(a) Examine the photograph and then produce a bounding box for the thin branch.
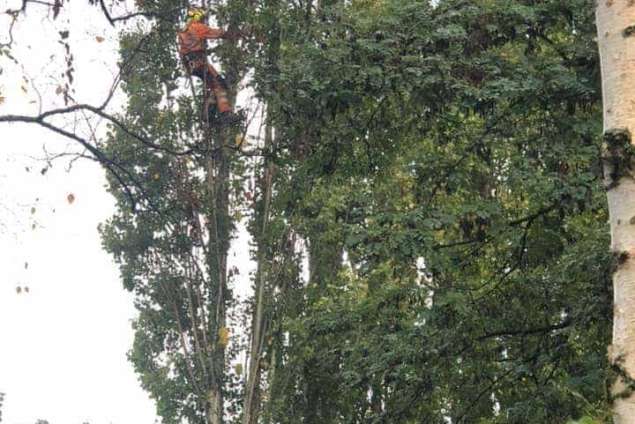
[101,5,186,25]
[476,318,573,342]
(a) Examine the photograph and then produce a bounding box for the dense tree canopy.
[248,1,609,422]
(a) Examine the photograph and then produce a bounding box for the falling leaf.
[234,363,243,376]
[30,207,36,215]
[24,287,30,293]
[0,96,5,105]
[55,86,63,95]
[24,262,28,270]
[21,85,27,93]
[218,327,230,347]
[95,36,105,43]
[67,193,75,204]
[16,287,22,294]
[154,173,160,180]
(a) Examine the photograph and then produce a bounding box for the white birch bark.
[596,1,635,422]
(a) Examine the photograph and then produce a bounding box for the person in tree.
[178,7,240,125]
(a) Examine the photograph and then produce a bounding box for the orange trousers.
[183,52,232,113]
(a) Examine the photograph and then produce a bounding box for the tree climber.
[178,7,240,125]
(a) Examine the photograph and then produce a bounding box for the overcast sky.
[0,1,158,423]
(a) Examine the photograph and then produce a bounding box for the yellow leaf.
[95,36,105,43]
[154,173,160,180]
[67,193,75,204]
[0,96,5,105]
[235,134,244,146]
[234,363,243,376]
[218,327,230,347]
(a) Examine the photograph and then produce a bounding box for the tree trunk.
[206,133,230,424]
[596,1,635,422]
[205,82,235,424]
[243,121,274,424]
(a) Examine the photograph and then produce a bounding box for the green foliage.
[247,0,611,422]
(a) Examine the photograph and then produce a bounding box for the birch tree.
[596,1,635,422]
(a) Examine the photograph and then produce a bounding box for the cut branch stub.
[602,128,634,189]
[624,25,635,37]
[610,353,635,402]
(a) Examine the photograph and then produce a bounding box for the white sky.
[0,153,158,424]
[1,1,157,423]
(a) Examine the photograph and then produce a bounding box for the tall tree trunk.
[243,120,274,424]
[205,69,238,424]
[596,1,635,422]
[206,129,230,424]
[243,2,281,420]
[200,0,230,418]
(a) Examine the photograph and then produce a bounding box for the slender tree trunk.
[200,0,231,418]
[243,121,274,424]
[596,2,635,422]
[206,134,230,424]
[243,2,280,420]
[205,76,235,424]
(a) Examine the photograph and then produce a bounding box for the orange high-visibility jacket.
[178,21,225,56]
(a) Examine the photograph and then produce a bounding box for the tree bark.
[243,120,274,424]
[205,124,232,424]
[596,1,635,422]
